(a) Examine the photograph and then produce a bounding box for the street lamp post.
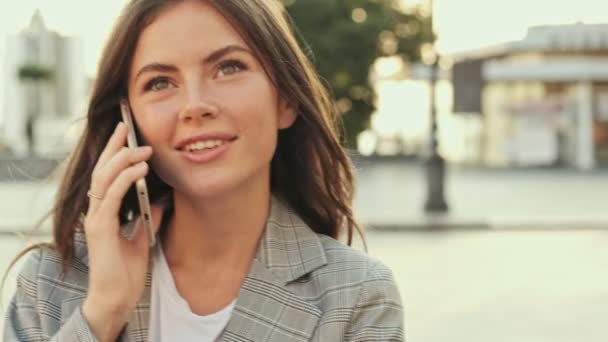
[424,0,448,213]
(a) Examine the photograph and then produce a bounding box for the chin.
[187,182,236,199]
[186,170,262,199]
[158,160,271,201]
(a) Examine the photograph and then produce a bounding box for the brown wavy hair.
[4,0,364,281]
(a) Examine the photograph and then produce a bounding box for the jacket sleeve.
[345,260,405,342]
[3,249,99,342]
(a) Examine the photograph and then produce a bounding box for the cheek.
[232,97,277,135]
[236,94,281,156]
[241,110,280,162]
[133,103,176,144]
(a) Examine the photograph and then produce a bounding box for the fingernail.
[115,122,124,132]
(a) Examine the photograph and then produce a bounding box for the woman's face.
[127,0,296,199]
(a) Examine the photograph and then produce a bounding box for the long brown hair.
[6,0,364,276]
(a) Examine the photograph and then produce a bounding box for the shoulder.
[317,233,396,282]
[11,248,44,300]
[313,235,404,339]
[16,245,89,298]
[7,246,95,341]
[301,233,402,306]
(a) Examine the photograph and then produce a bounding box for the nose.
[178,88,219,123]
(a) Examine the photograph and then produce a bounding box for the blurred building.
[362,58,455,160]
[452,23,608,170]
[1,10,87,157]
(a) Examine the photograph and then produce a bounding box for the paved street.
[353,160,608,229]
[1,229,607,342]
[361,229,608,342]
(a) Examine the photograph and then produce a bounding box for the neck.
[161,181,271,272]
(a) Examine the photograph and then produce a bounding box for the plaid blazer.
[5,197,404,341]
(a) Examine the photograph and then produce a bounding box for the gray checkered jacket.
[4,197,404,341]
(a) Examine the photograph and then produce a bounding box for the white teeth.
[185,140,226,152]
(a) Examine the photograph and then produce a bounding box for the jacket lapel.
[121,270,152,342]
[221,196,327,341]
[221,260,321,342]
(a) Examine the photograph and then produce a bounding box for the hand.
[82,122,164,341]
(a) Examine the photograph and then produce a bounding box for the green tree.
[282,0,433,148]
[18,64,54,155]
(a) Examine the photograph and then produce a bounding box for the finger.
[104,146,153,177]
[85,188,106,213]
[97,162,150,227]
[89,146,152,213]
[88,123,128,211]
[93,146,152,196]
[84,163,148,241]
[95,122,129,172]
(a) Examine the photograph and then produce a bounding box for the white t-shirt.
[148,242,237,342]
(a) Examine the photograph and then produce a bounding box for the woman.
[4,0,404,341]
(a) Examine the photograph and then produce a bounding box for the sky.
[1,0,606,76]
[0,0,607,123]
[0,0,126,76]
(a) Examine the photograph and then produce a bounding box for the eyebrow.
[134,44,253,82]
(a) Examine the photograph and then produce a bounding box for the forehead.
[132,1,248,65]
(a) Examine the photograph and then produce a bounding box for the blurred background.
[1,0,608,341]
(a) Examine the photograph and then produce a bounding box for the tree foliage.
[18,64,54,82]
[282,0,433,147]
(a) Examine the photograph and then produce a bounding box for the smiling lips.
[175,133,237,163]
[175,132,237,150]
[184,139,227,152]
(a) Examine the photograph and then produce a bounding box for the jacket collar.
[73,195,327,341]
[221,196,327,341]
[254,195,327,284]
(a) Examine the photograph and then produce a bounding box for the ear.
[277,97,297,130]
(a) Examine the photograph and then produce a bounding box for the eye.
[216,60,247,77]
[144,77,172,92]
